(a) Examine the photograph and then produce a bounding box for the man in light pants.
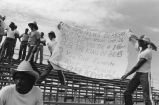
[121,35,157,105]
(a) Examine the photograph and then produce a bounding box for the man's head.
[138,35,157,51]
[48,31,56,40]
[25,28,29,34]
[9,22,17,31]
[28,21,38,31]
[135,39,148,52]
[131,35,157,52]
[12,61,39,94]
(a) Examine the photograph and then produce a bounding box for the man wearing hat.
[0,60,43,105]
[26,21,40,62]
[121,35,157,105]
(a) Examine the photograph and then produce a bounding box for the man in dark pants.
[18,28,29,60]
[36,23,66,85]
[0,22,19,61]
[121,35,157,105]
[26,21,40,62]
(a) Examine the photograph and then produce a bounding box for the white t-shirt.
[137,48,152,73]
[6,28,19,39]
[0,84,43,105]
[47,39,57,55]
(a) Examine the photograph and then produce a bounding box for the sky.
[0,0,159,88]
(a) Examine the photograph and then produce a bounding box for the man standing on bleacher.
[121,35,157,105]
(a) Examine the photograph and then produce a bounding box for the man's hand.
[121,74,128,81]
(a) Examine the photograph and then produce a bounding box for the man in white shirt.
[0,60,43,105]
[47,31,57,56]
[121,35,157,105]
[0,22,19,61]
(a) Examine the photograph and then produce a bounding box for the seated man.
[0,60,43,105]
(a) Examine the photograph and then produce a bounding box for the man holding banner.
[121,35,157,105]
[37,26,66,86]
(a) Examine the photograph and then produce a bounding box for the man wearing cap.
[121,35,157,105]
[26,21,40,62]
[0,60,43,105]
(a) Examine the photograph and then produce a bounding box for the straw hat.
[14,61,39,80]
[28,21,38,30]
[139,35,157,51]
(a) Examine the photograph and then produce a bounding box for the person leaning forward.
[36,23,66,86]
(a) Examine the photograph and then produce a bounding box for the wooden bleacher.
[0,58,159,105]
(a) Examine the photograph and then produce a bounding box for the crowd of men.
[0,15,57,64]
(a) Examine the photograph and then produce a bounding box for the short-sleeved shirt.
[6,28,19,39]
[21,33,29,41]
[47,39,57,55]
[0,84,43,105]
[28,31,40,46]
[137,48,152,73]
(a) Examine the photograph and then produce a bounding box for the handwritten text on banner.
[50,23,129,79]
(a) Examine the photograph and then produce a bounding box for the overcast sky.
[0,0,159,88]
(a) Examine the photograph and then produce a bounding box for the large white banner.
[49,23,129,79]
